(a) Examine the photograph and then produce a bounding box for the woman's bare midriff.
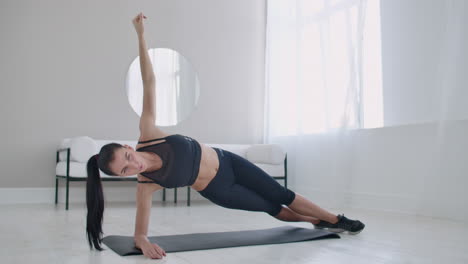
[190,143,220,191]
[135,139,219,192]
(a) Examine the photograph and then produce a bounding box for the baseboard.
[0,186,206,204]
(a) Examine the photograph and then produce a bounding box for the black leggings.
[198,148,296,216]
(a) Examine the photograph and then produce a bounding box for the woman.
[86,12,365,260]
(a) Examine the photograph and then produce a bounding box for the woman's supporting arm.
[134,184,154,246]
[133,182,168,259]
[134,182,164,246]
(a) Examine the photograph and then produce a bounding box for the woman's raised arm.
[132,13,157,126]
[133,13,154,82]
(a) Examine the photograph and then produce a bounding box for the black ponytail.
[85,143,122,251]
[86,155,105,250]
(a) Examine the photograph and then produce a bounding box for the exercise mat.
[102,225,340,256]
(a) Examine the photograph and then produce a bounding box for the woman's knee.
[268,189,296,206]
[270,205,284,217]
[285,190,296,206]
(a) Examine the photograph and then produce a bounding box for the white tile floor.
[1,200,467,264]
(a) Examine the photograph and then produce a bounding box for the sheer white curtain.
[264,0,373,142]
[264,0,374,205]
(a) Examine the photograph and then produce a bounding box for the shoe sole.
[348,224,365,235]
[315,226,364,235]
[314,226,345,233]
[347,229,363,235]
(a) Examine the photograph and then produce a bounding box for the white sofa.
[55,136,288,210]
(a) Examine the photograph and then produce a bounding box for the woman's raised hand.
[132,12,147,36]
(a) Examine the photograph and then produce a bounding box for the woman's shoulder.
[136,127,176,150]
[136,174,164,192]
[138,126,172,143]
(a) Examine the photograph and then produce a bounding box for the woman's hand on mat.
[132,12,147,36]
[140,241,166,259]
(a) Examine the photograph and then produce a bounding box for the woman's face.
[109,145,145,176]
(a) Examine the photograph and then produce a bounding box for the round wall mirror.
[126,48,200,126]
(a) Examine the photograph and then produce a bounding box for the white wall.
[277,120,468,222]
[381,0,468,126]
[0,0,266,190]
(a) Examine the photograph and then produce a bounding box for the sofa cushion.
[245,144,285,165]
[254,163,285,177]
[206,143,250,158]
[59,136,98,163]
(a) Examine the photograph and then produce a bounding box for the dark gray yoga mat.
[102,225,340,256]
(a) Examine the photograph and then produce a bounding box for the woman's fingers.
[133,13,146,22]
[142,244,163,259]
[149,248,161,259]
[142,244,165,259]
[155,245,165,256]
[152,244,166,257]
[152,251,161,259]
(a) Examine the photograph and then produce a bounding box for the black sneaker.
[314,214,365,235]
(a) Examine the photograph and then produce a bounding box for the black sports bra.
[135,134,202,188]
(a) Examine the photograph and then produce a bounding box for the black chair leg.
[66,178,70,210]
[284,155,288,189]
[55,178,59,204]
[174,188,177,204]
[163,188,166,201]
[187,186,190,206]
